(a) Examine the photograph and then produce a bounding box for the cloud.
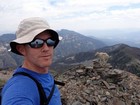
[0,0,140,34]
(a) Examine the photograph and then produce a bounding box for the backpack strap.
[0,87,2,104]
[13,72,55,105]
[54,80,65,86]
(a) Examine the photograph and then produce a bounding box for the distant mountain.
[88,30,140,48]
[0,42,17,69]
[106,44,140,75]
[53,44,140,76]
[54,29,106,59]
[0,34,18,69]
[1,30,140,76]
[0,29,106,69]
[0,34,15,42]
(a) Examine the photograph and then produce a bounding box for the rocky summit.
[56,59,140,105]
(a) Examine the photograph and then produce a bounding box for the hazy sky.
[0,0,140,35]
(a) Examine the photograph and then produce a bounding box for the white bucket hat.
[10,17,60,55]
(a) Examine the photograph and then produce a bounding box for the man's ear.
[16,45,26,55]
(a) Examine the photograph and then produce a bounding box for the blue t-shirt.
[1,67,62,105]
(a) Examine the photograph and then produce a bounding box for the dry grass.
[0,70,13,86]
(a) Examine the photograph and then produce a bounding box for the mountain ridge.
[0,30,140,77]
[53,44,140,76]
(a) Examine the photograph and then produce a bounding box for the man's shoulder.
[2,74,39,95]
[1,73,40,105]
[8,73,37,85]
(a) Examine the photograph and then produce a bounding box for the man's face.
[22,31,54,71]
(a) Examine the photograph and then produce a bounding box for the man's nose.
[42,42,50,50]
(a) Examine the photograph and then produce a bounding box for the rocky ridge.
[56,59,140,105]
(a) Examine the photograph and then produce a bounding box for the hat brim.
[10,29,59,55]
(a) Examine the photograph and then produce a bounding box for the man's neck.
[22,61,49,74]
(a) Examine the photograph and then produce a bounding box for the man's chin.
[42,62,52,67]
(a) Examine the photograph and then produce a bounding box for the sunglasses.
[28,38,56,48]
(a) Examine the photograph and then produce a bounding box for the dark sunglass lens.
[30,39,44,48]
[46,39,56,46]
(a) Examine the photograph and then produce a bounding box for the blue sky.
[0,0,140,35]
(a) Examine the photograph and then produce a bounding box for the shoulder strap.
[13,72,55,105]
[0,87,2,105]
[54,80,65,86]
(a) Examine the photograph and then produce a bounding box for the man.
[1,17,62,105]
